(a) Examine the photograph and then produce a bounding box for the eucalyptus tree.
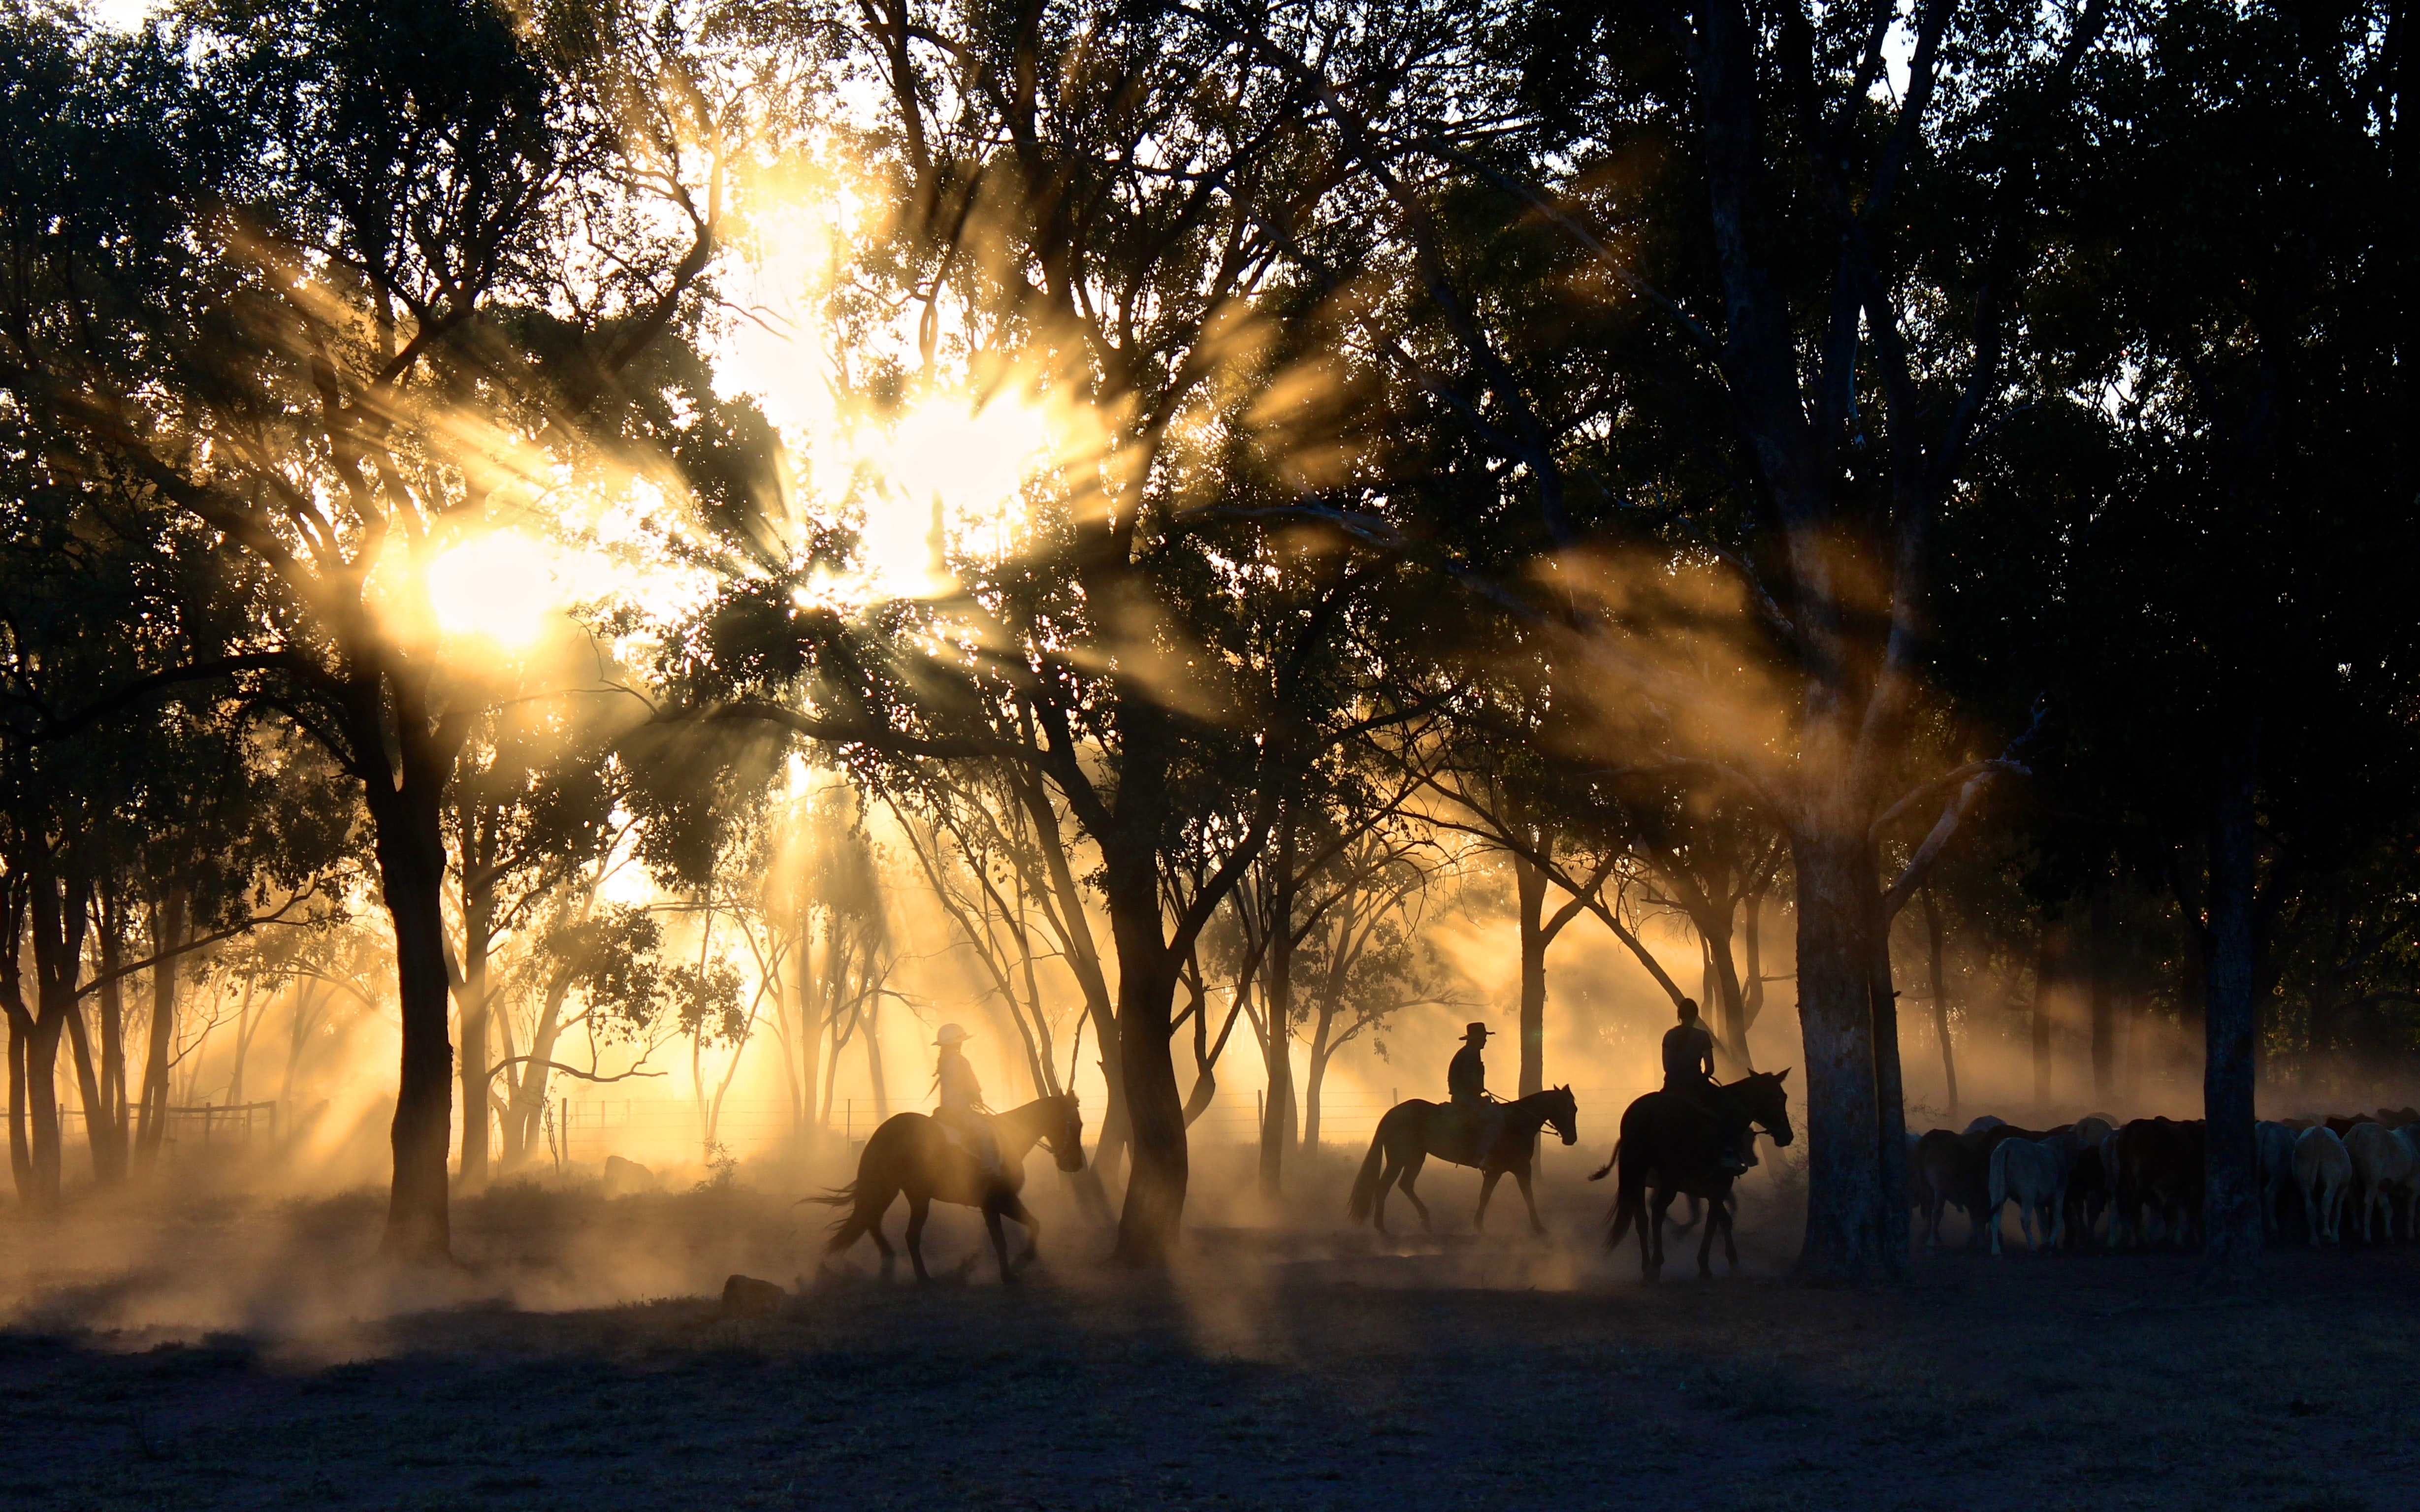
[0,0,753,1253]
[670,0,1435,1260]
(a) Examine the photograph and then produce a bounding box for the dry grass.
[0,1168,2414,1511]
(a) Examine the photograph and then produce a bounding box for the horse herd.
[1911,1107,2420,1254]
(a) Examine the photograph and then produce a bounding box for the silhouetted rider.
[1662,998,1748,1173]
[1449,1022,1505,1169]
[932,1023,1003,1179]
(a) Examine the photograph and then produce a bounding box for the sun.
[425,531,558,648]
[856,396,1055,596]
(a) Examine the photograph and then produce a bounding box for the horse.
[809,1093,1085,1283]
[1986,1135,2066,1255]
[2107,1117,2202,1249]
[2294,1124,2352,1246]
[1914,1127,1988,1250]
[1596,1069,1795,1280]
[1346,1086,1580,1236]
[2344,1120,2415,1244]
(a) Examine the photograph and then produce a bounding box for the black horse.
[1593,1070,1794,1279]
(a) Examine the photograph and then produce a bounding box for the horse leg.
[1474,1168,1502,1231]
[1721,1196,1740,1272]
[983,1203,1016,1285]
[1648,1189,1677,1281]
[1398,1157,1434,1232]
[1696,1200,1718,1279]
[904,1194,934,1283]
[1514,1164,1545,1237]
[1371,1157,1397,1237]
[1004,1196,1042,1269]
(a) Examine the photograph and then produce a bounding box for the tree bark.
[2202,721,2262,1281]
[1514,851,1549,1096]
[455,869,496,1188]
[1260,815,1298,1196]
[136,886,185,1165]
[1790,818,1890,1285]
[370,778,455,1261]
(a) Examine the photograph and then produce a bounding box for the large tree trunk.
[2202,723,2262,1280]
[1868,888,1910,1264]
[1105,837,1187,1262]
[1789,815,1890,1285]
[371,780,455,1261]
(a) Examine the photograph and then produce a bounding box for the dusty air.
[1,0,2413,1506]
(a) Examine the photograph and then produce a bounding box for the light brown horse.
[1347,1086,1579,1236]
[810,1093,1084,1282]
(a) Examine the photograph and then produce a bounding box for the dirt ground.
[0,1151,2413,1512]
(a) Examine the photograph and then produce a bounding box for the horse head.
[1045,1091,1087,1172]
[1544,1085,1580,1146]
[1735,1068,1794,1147]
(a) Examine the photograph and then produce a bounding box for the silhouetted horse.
[810,1093,1084,1283]
[1595,1070,1794,1279]
[1347,1086,1580,1236]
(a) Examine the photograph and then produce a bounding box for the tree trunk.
[1260,818,1297,1196]
[1789,816,1890,1285]
[1701,909,1752,1074]
[371,780,455,1261]
[1868,887,1910,1264]
[136,887,185,1165]
[1105,839,1187,1263]
[6,1014,27,1199]
[456,879,496,1188]
[2202,722,2262,1281]
[1302,1021,1333,1149]
[1514,851,1548,1097]
[1921,885,1957,1116]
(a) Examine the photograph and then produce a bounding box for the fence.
[59,1100,282,1148]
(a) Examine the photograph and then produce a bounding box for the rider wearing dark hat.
[1449,1022,1504,1169]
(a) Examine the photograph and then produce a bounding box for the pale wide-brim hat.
[935,1023,972,1046]
[1462,1022,1490,1043]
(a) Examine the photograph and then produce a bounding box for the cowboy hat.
[934,1023,972,1046]
[1461,1023,1490,1042]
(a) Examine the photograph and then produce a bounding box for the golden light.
[856,395,1055,596]
[425,531,558,648]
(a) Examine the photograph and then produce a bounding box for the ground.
[0,1156,2412,1512]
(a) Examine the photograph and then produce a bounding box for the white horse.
[1987,1135,2066,1255]
[2344,1122,2415,1243]
[2294,1125,2353,1246]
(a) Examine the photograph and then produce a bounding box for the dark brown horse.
[810,1093,1084,1282]
[1347,1086,1580,1236]
[1596,1070,1794,1279]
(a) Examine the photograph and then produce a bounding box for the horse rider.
[931,1023,1004,1180]
[1449,1021,1505,1169]
[1663,997,1748,1173]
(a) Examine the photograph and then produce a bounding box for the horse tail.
[1347,1116,1391,1224]
[802,1182,857,1209]
[1588,1139,1620,1182]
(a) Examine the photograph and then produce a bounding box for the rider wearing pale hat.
[932,1023,1003,1178]
[1448,1022,1504,1169]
